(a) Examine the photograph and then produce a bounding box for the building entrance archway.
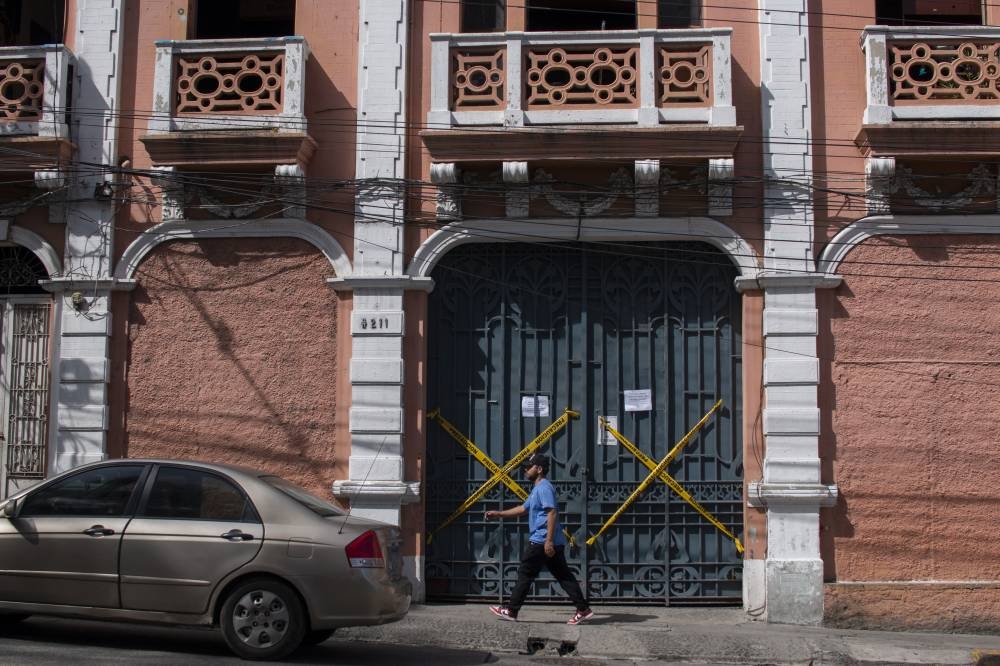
[424,241,743,604]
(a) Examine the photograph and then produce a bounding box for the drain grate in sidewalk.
[527,636,578,656]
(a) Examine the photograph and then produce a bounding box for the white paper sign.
[598,415,618,446]
[624,389,653,412]
[521,395,550,418]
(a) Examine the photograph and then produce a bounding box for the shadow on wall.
[818,287,853,582]
[122,238,342,498]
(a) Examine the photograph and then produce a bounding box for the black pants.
[507,542,588,612]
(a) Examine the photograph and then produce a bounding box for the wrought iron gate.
[0,247,53,498]
[425,242,743,604]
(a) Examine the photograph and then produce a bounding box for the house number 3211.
[361,317,390,330]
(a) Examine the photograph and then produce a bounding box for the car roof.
[82,458,268,483]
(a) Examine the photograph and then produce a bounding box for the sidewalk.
[338,603,1000,665]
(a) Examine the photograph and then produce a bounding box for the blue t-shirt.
[523,478,567,546]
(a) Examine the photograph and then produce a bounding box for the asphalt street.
[0,616,683,666]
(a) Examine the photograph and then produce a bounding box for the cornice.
[746,482,839,508]
[327,276,435,292]
[735,273,842,292]
[331,480,421,504]
[40,278,137,293]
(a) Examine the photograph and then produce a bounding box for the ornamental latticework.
[659,44,712,105]
[0,59,44,121]
[175,52,285,115]
[451,48,505,110]
[0,246,48,293]
[890,41,1000,103]
[526,46,638,108]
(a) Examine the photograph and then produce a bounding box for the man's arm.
[544,508,558,556]
[485,505,527,520]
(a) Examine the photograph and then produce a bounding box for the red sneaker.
[489,605,518,621]
[567,608,594,625]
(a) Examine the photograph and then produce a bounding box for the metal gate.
[425,242,743,604]
[0,247,54,498]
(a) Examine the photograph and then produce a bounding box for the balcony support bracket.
[503,161,530,218]
[708,157,735,218]
[275,164,307,219]
[151,166,186,223]
[430,162,462,221]
[634,159,659,217]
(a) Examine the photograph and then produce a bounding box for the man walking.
[484,453,594,625]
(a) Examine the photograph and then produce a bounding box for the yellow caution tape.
[587,400,740,552]
[427,407,580,545]
[599,412,744,554]
[427,408,527,499]
[426,408,577,545]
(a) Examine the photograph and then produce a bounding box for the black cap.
[524,453,550,471]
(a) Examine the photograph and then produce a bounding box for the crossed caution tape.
[425,401,743,556]
[425,407,580,545]
[589,400,744,554]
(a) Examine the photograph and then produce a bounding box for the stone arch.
[114,219,352,281]
[122,235,347,499]
[407,216,760,280]
[3,226,61,279]
[817,214,1000,275]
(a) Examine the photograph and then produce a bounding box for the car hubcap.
[231,589,291,648]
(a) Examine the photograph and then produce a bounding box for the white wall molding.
[113,219,352,280]
[747,481,838,507]
[818,213,1000,275]
[407,216,761,280]
[328,276,434,292]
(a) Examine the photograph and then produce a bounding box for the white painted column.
[331,0,419,528]
[752,0,838,625]
[46,0,126,474]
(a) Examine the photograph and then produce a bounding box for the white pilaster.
[339,0,413,526]
[50,0,126,473]
[755,0,835,626]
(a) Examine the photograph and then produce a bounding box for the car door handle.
[220,529,254,542]
[83,525,115,537]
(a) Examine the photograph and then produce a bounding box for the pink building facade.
[0,0,996,630]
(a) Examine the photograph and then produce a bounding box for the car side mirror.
[0,498,19,519]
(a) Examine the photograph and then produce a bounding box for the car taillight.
[346,530,385,568]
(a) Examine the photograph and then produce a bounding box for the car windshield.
[261,475,345,517]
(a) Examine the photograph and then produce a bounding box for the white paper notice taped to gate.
[624,389,653,412]
[521,395,550,418]
[598,415,618,445]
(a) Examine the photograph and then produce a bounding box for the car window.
[261,475,345,517]
[19,465,145,517]
[140,467,257,522]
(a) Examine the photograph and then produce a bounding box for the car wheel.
[302,628,335,646]
[220,578,306,661]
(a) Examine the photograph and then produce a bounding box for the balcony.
[0,44,73,176]
[141,37,315,169]
[422,29,740,163]
[858,26,1000,157]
